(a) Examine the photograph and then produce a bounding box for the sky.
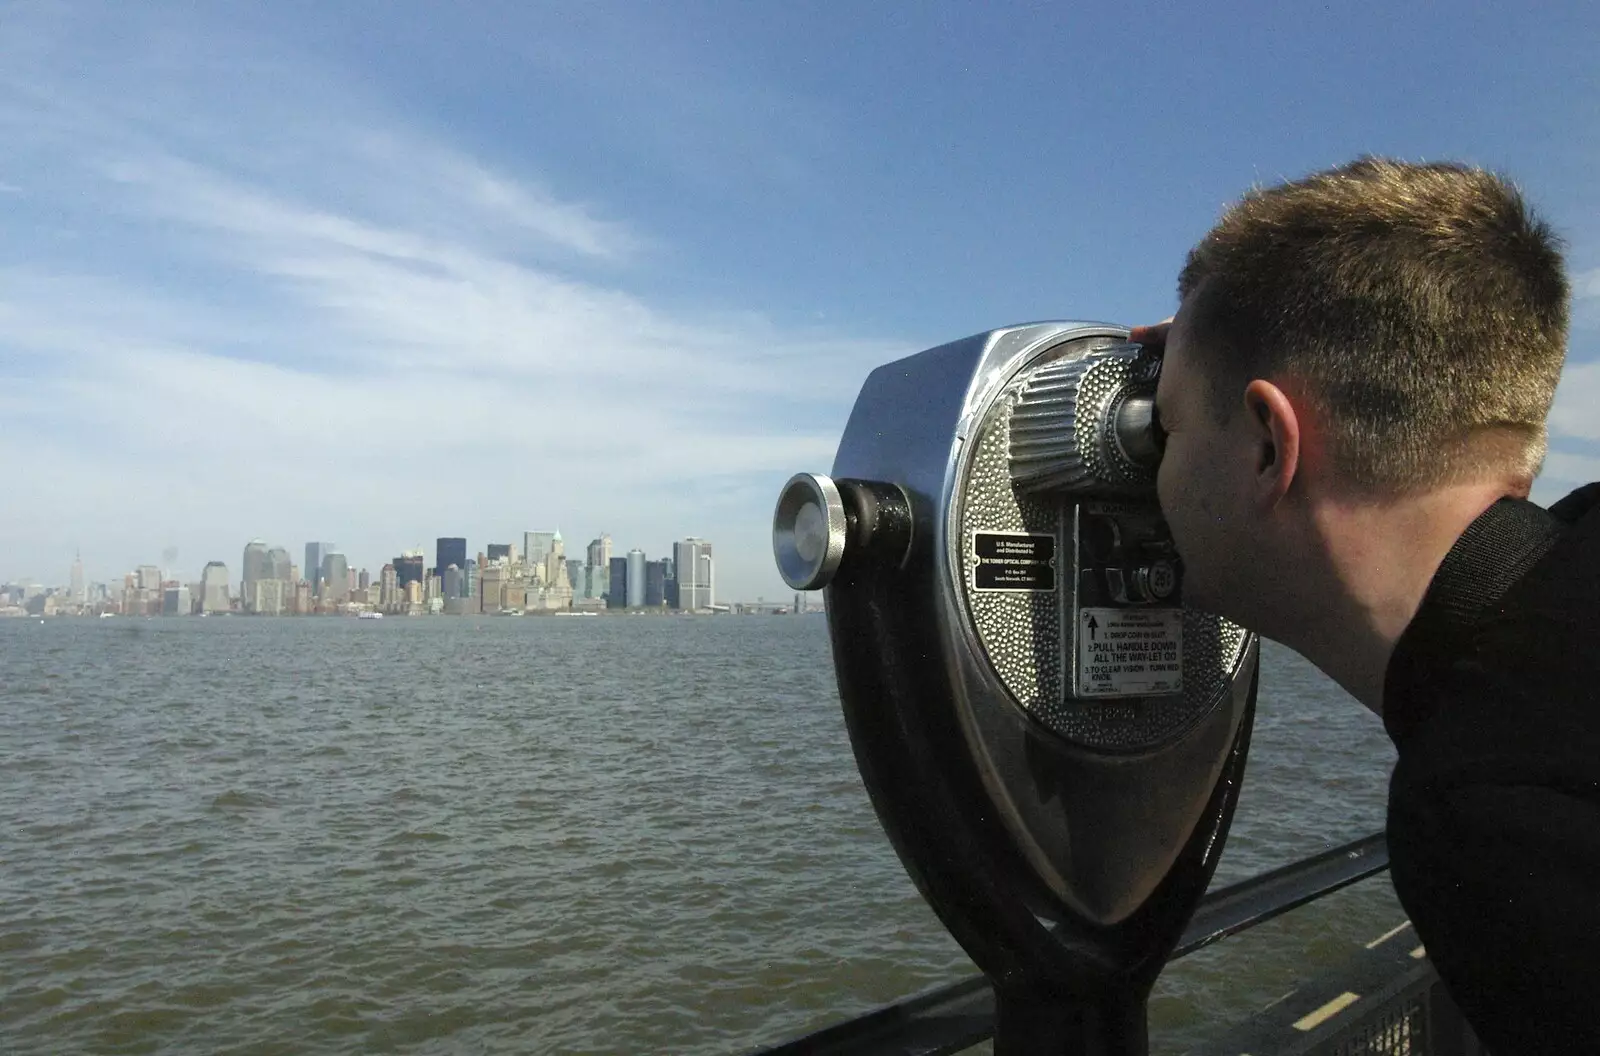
[2,1,1597,598]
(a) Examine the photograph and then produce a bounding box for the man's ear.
[1242,379,1300,507]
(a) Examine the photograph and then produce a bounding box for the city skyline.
[3,527,756,616]
[5,527,728,600]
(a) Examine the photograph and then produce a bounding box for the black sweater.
[1385,483,1600,1055]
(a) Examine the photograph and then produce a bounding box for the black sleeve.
[1388,780,1600,1056]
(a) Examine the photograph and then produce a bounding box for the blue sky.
[3,1,1597,598]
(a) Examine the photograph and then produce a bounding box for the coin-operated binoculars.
[773,323,1258,1055]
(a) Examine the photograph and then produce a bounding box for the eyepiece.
[1113,395,1164,469]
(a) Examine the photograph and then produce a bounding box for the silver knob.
[1009,342,1160,493]
[773,473,848,590]
[1136,560,1177,601]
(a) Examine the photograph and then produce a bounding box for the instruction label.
[972,532,1055,591]
[1076,606,1184,698]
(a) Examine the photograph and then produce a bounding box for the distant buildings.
[162,585,191,616]
[644,559,668,607]
[524,531,556,571]
[18,525,734,620]
[626,549,646,608]
[394,552,425,591]
[305,542,332,596]
[443,565,464,606]
[266,547,292,582]
[674,538,715,611]
[436,538,467,592]
[608,556,628,609]
[321,552,350,604]
[201,562,231,613]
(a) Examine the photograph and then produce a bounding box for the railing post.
[992,986,1148,1056]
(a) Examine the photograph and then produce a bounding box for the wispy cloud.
[0,4,893,592]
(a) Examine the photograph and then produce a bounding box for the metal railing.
[745,832,1482,1056]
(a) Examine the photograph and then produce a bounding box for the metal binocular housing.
[773,322,1259,1054]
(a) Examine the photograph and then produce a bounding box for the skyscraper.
[321,552,350,604]
[673,538,715,611]
[524,531,556,572]
[394,551,425,591]
[626,549,646,608]
[436,538,467,591]
[645,559,668,607]
[240,541,269,611]
[253,579,286,616]
[201,562,231,613]
[607,556,628,609]
[163,585,192,616]
[586,534,612,572]
[442,565,464,606]
[305,542,332,595]
[266,547,292,582]
[486,543,512,563]
[69,552,85,604]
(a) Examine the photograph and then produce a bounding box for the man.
[1130,158,1598,1054]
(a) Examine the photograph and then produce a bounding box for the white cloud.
[0,6,895,596]
[1548,358,1600,442]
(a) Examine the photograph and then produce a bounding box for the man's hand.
[1128,317,1173,352]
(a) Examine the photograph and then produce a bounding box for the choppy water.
[0,616,1400,1054]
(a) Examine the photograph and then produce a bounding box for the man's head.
[1153,158,1569,629]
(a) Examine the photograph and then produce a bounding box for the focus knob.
[773,474,848,590]
[1008,342,1160,493]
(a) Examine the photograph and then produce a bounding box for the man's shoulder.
[1385,482,1600,786]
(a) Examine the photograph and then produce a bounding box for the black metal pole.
[992,985,1148,1056]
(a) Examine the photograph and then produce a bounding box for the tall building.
[379,564,398,609]
[626,549,646,608]
[162,585,192,615]
[321,552,351,604]
[486,543,512,563]
[266,547,292,582]
[673,538,715,611]
[481,560,508,613]
[442,565,464,608]
[566,559,583,591]
[394,552,426,591]
[138,564,163,591]
[586,534,612,570]
[241,541,269,610]
[253,578,286,616]
[608,556,628,609]
[201,562,231,613]
[644,559,668,607]
[465,559,478,609]
[305,542,333,596]
[524,531,556,573]
[436,538,467,590]
[69,552,85,604]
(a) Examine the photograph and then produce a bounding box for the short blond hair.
[1178,157,1569,492]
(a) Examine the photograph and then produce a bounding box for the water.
[0,616,1401,1054]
